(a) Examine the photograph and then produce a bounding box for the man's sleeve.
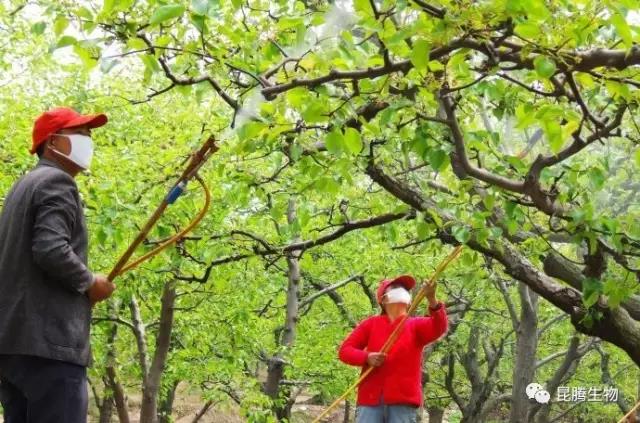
[338,318,372,367]
[31,172,94,294]
[414,302,449,346]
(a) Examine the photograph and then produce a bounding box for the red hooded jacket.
[338,302,448,407]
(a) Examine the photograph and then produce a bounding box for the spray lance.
[105,136,219,283]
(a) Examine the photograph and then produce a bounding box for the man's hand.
[424,279,438,307]
[367,352,386,367]
[88,274,115,306]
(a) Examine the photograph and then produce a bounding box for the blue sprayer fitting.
[166,181,187,204]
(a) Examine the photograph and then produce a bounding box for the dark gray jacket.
[0,158,94,366]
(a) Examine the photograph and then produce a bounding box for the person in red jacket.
[338,275,448,423]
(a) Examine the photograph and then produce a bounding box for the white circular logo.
[526,382,550,404]
[535,390,550,404]
[526,383,543,399]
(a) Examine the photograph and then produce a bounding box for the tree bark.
[158,380,180,423]
[445,323,505,423]
[130,296,150,385]
[343,399,351,423]
[427,407,445,423]
[105,302,131,423]
[510,283,539,423]
[140,280,177,423]
[530,334,596,422]
[596,345,631,416]
[264,197,302,421]
[544,253,640,321]
[97,376,115,423]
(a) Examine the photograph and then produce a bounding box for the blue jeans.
[0,355,88,423]
[356,404,418,423]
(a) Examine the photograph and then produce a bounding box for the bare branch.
[300,274,363,308]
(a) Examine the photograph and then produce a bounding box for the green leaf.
[301,103,324,123]
[515,104,535,129]
[603,278,628,309]
[582,277,602,308]
[428,149,448,172]
[353,0,370,12]
[542,120,563,153]
[149,4,186,25]
[452,225,470,243]
[504,201,517,218]
[515,22,540,38]
[427,60,444,71]
[141,54,161,72]
[611,13,633,48]
[127,38,147,51]
[55,35,78,49]
[605,80,631,100]
[588,167,606,190]
[416,221,430,240]
[344,128,362,154]
[31,22,46,35]
[237,121,264,142]
[325,130,343,155]
[54,17,69,36]
[74,45,98,69]
[635,149,640,167]
[191,0,209,15]
[562,119,579,141]
[533,56,556,79]
[75,6,93,20]
[191,13,206,32]
[410,39,429,71]
[96,228,107,244]
[315,177,340,194]
[102,0,116,15]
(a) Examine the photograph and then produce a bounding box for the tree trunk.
[140,280,177,423]
[530,334,595,422]
[158,380,180,423]
[98,377,115,423]
[264,198,301,421]
[343,399,351,423]
[105,302,131,423]
[596,345,632,417]
[427,407,444,423]
[510,283,539,423]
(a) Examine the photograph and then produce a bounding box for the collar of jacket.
[37,157,75,177]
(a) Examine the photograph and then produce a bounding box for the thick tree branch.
[439,91,526,193]
[366,160,640,366]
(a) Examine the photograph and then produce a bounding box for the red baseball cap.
[31,107,108,154]
[376,275,416,305]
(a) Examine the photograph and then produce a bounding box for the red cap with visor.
[31,107,107,154]
[376,274,416,305]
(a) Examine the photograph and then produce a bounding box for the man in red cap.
[338,275,448,422]
[0,107,116,422]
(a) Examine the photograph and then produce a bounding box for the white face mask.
[384,287,411,305]
[50,133,94,170]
